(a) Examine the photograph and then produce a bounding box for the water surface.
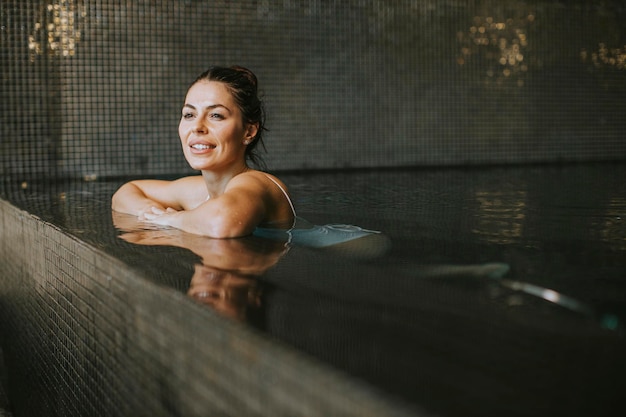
[2,163,625,417]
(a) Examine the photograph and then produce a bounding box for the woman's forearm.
[142,203,256,238]
[111,183,166,216]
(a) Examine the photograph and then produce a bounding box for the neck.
[201,163,250,198]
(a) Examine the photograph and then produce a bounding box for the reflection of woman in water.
[112,66,295,237]
[113,215,288,322]
[188,265,263,323]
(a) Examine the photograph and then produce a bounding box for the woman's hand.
[140,206,181,227]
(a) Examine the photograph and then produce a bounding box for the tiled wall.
[1,1,625,178]
[0,198,420,417]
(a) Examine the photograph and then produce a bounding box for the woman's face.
[178,81,255,171]
[187,265,262,321]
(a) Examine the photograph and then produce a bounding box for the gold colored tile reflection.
[599,197,626,251]
[28,0,86,61]
[472,190,527,244]
[581,43,626,70]
[457,13,535,86]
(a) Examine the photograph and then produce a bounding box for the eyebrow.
[182,103,231,113]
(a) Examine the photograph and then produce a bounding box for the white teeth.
[191,144,215,150]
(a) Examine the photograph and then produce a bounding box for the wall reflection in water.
[472,190,527,244]
[467,171,626,254]
[599,197,626,251]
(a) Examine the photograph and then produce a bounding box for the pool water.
[2,163,625,416]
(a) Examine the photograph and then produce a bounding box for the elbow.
[111,184,134,214]
[111,188,124,212]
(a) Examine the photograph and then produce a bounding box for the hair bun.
[231,65,258,89]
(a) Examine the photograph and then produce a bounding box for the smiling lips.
[190,142,217,153]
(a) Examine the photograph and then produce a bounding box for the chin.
[187,162,211,171]
[184,155,210,171]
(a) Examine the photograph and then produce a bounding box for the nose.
[193,116,208,134]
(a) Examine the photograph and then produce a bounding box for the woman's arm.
[111,177,203,216]
[141,175,269,238]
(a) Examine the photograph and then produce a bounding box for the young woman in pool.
[112,66,296,238]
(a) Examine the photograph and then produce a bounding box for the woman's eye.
[182,112,194,120]
[210,113,224,120]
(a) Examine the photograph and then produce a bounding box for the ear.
[243,123,259,144]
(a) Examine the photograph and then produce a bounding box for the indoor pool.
[2,163,625,417]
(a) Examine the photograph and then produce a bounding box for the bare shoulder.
[226,170,293,227]
[227,170,288,194]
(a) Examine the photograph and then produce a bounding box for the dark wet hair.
[191,65,267,169]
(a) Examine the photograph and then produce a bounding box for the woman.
[112,66,296,238]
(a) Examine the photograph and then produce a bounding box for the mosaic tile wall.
[1,0,625,180]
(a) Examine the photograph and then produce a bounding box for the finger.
[142,212,158,220]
